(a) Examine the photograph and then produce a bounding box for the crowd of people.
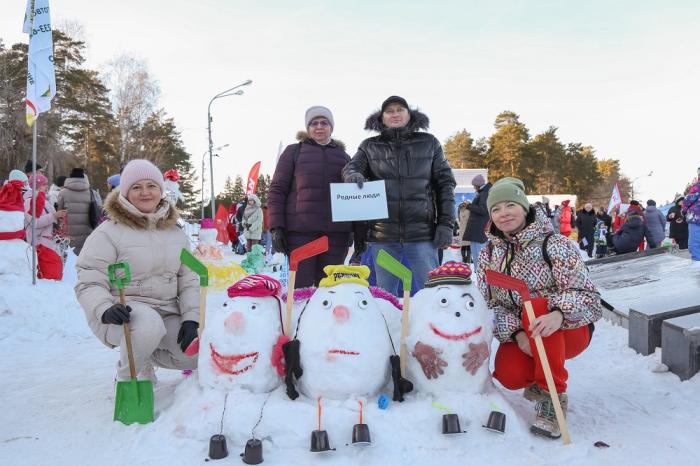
[3,95,699,441]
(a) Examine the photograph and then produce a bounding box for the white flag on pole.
[24,0,56,127]
[607,182,622,214]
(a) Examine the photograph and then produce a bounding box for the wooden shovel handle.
[399,290,410,376]
[199,287,208,335]
[523,300,571,445]
[118,289,137,380]
[284,271,297,337]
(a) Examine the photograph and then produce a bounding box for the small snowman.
[163,169,184,206]
[285,265,396,400]
[198,274,286,393]
[407,262,494,395]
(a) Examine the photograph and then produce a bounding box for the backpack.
[88,189,102,229]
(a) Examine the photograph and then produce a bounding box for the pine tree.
[443,130,487,169]
[523,126,566,194]
[485,111,529,180]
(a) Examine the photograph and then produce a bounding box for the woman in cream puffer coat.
[75,159,199,381]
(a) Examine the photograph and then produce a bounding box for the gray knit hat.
[305,106,334,129]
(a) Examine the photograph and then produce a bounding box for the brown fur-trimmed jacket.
[75,190,199,348]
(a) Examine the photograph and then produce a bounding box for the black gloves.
[433,224,453,249]
[271,228,289,255]
[345,173,365,188]
[101,303,131,325]
[390,355,413,402]
[177,320,199,353]
[282,339,303,400]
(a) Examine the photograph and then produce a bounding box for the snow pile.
[1,262,699,465]
[0,239,34,280]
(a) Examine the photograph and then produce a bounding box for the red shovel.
[484,269,572,445]
[284,236,329,336]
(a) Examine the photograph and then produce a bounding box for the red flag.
[215,204,230,244]
[246,161,262,195]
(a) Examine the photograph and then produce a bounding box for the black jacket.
[342,109,456,243]
[612,215,656,254]
[667,204,688,240]
[462,183,491,243]
[576,209,597,239]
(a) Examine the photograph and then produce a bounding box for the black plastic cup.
[351,423,371,445]
[310,430,332,452]
[241,438,263,464]
[209,434,228,460]
[442,414,463,435]
[483,411,506,434]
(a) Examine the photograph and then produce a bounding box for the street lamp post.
[630,170,654,201]
[201,144,229,219]
[207,79,252,217]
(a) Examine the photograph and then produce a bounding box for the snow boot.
[531,391,568,439]
[523,384,546,402]
[138,361,158,385]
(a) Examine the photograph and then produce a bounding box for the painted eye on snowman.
[462,293,475,310]
[358,298,369,309]
[439,297,449,307]
[321,299,333,309]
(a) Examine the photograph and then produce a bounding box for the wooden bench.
[629,305,700,356]
[661,313,700,380]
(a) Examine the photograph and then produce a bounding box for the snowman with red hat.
[0,180,33,280]
[163,169,184,207]
[407,261,495,395]
[197,274,286,393]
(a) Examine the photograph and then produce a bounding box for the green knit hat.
[486,177,530,214]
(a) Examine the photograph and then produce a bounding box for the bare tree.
[102,54,160,162]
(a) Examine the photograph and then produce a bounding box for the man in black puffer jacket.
[343,96,456,294]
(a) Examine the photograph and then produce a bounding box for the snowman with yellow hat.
[283,265,403,400]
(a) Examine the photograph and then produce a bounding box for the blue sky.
[2,0,699,203]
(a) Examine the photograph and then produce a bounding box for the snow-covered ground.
[1,257,697,466]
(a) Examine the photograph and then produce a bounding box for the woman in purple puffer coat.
[268,106,355,287]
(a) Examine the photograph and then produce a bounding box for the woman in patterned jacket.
[476,177,602,440]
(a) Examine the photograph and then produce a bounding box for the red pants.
[493,304,590,394]
[37,244,63,280]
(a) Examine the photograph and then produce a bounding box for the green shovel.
[375,249,413,377]
[180,249,209,356]
[108,262,154,425]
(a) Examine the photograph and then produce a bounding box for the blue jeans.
[689,223,700,261]
[470,241,486,270]
[371,241,438,296]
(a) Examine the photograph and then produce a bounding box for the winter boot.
[138,361,158,385]
[531,391,568,439]
[523,384,546,402]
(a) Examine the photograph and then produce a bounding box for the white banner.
[607,182,623,214]
[330,180,389,222]
[24,0,56,126]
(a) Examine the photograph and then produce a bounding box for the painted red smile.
[210,343,259,375]
[430,323,482,341]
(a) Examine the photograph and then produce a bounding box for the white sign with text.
[330,181,389,222]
